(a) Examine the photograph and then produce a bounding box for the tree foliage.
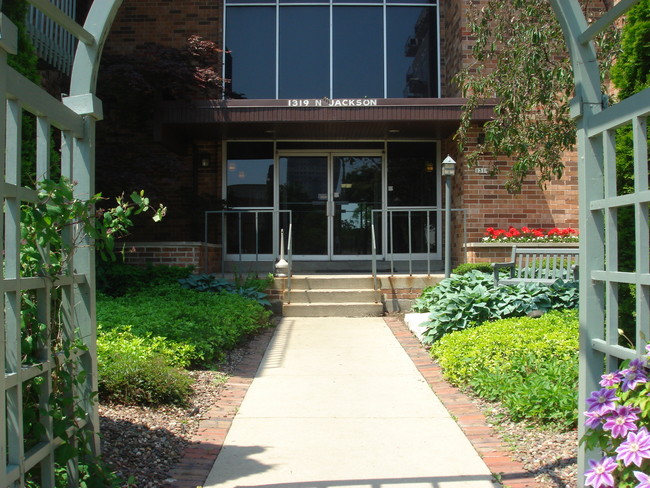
[455,0,620,193]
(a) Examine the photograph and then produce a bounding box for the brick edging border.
[383,316,544,488]
[168,327,276,488]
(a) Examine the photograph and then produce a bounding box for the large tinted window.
[225,0,439,99]
[387,7,437,98]
[332,7,383,98]
[279,7,330,98]
[226,7,276,99]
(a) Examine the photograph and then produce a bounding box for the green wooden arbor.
[550,1,649,485]
[0,0,121,485]
[0,0,647,486]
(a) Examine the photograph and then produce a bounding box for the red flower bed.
[483,226,578,243]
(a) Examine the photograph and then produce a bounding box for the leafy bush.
[97,327,196,368]
[97,284,272,364]
[452,262,493,275]
[412,270,579,343]
[470,353,578,429]
[99,353,194,406]
[97,327,196,405]
[430,309,578,385]
[97,262,193,297]
[431,310,579,428]
[178,273,271,306]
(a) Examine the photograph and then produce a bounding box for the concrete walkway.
[202,317,499,488]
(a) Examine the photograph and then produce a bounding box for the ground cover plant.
[431,309,579,429]
[96,264,274,407]
[97,283,272,367]
[412,270,578,343]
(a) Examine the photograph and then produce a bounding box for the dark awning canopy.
[157,98,496,141]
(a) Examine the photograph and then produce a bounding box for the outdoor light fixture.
[442,155,457,278]
[441,155,456,176]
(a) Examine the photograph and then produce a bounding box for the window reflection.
[332,7,383,98]
[279,7,329,99]
[224,3,438,99]
[387,142,437,207]
[226,7,276,99]
[387,7,437,98]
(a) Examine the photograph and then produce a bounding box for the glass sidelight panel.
[279,156,329,255]
[333,156,382,255]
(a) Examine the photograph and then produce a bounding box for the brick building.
[89,0,581,274]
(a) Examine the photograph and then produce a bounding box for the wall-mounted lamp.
[200,153,211,167]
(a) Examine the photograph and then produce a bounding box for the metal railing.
[27,0,77,74]
[371,207,466,284]
[204,209,292,277]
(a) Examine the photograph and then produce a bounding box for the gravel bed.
[473,397,578,488]
[99,349,246,487]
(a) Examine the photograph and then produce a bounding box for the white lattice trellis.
[0,1,121,486]
[549,1,650,486]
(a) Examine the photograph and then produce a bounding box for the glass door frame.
[275,150,384,261]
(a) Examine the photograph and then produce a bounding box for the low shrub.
[97,327,196,368]
[97,284,272,365]
[98,327,195,405]
[97,262,193,297]
[99,353,194,406]
[451,262,493,275]
[412,270,579,343]
[431,310,579,428]
[431,309,578,384]
[470,353,578,429]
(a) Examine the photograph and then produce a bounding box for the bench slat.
[493,246,579,286]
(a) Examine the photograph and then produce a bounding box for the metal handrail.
[204,209,292,275]
[371,223,378,290]
[286,223,293,303]
[370,207,466,281]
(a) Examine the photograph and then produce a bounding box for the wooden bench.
[493,246,579,286]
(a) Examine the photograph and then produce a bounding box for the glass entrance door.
[332,156,382,257]
[279,154,382,259]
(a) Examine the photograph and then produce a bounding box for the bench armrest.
[493,262,515,285]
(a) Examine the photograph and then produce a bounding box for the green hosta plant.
[412,270,578,343]
[178,273,271,307]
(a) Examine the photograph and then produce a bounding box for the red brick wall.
[122,242,222,273]
[105,1,222,54]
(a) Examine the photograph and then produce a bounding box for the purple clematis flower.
[616,427,650,467]
[600,371,622,387]
[628,358,647,371]
[620,368,648,392]
[584,457,617,488]
[634,471,650,488]
[602,405,639,438]
[586,388,619,414]
[585,410,606,429]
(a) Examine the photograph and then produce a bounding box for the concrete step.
[281,302,384,317]
[287,289,381,304]
[285,276,376,290]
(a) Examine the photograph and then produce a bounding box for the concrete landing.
[203,317,498,488]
